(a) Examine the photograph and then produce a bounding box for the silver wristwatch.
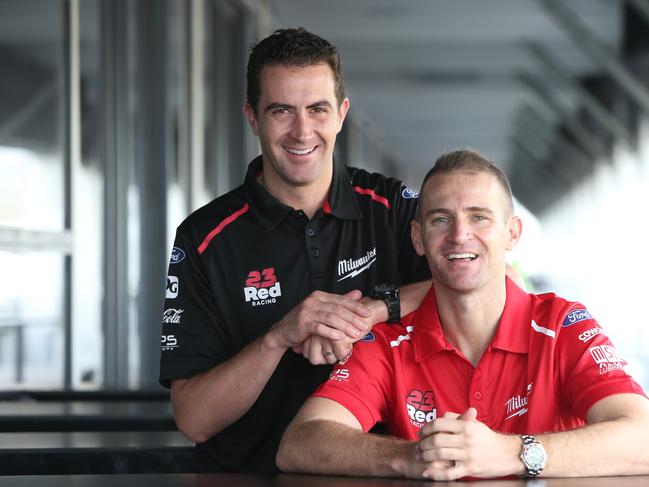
[519,434,547,478]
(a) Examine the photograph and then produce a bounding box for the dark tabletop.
[0,474,646,487]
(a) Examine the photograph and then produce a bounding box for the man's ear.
[411,219,425,257]
[505,215,523,251]
[336,98,350,132]
[244,102,259,136]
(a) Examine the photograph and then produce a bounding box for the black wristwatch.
[370,284,400,324]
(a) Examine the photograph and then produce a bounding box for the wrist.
[262,325,289,354]
[369,284,400,324]
[518,434,547,478]
[388,441,420,479]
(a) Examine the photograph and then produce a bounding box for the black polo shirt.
[159,156,430,473]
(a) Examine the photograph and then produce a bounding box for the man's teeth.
[447,253,477,261]
[286,147,315,155]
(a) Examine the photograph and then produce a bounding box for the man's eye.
[432,217,448,225]
[311,106,327,113]
[473,215,487,222]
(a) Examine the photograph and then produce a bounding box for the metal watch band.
[519,434,545,478]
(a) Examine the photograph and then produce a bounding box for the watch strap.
[519,434,545,478]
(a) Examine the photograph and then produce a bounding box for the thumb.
[342,289,363,301]
[459,407,478,421]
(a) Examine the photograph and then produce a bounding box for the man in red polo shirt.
[276,149,649,480]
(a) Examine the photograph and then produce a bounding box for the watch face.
[523,442,547,470]
[374,283,395,294]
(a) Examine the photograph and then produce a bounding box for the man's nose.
[290,111,313,140]
[448,219,471,244]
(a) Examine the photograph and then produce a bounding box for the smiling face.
[244,63,349,200]
[411,170,522,295]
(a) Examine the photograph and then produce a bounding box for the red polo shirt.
[314,278,646,439]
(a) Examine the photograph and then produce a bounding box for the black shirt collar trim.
[244,156,363,231]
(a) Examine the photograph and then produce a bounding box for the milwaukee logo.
[337,248,377,281]
[505,395,528,420]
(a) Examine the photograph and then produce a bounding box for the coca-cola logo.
[163,308,183,325]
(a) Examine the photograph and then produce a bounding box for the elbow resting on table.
[276,425,301,473]
[170,384,213,444]
[176,419,210,445]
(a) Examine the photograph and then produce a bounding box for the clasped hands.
[408,408,521,481]
[271,289,383,365]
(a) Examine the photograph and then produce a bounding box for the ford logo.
[561,308,592,327]
[361,332,376,342]
[402,187,419,199]
[170,247,186,264]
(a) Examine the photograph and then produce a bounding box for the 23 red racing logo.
[406,389,437,426]
[243,267,282,307]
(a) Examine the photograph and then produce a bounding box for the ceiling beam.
[519,72,607,160]
[510,135,573,188]
[517,105,593,178]
[538,0,649,113]
[626,0,649,25]
[527,42,635,146]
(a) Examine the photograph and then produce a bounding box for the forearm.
[538,417,649,477]
[172,331,286,443]
[277,419,418,478]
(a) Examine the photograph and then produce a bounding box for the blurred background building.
[1,0,648,391]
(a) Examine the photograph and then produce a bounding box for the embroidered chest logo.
[337,247,377,282]
[406,389,437,427]
[243,267,282,307]
[505,382,533,421]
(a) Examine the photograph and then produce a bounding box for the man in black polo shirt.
[159,27,431,473]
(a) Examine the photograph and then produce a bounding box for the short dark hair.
[246,27,346,114]
[418,149,514,218]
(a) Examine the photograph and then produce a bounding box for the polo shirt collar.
[244,156,292,232]
[323,158,363,220]
[244,156,363,231]
[412,277,531,362]
[488,277,531,354]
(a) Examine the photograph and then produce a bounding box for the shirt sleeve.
[312,333,394,432]
[158,227,229,388]
[385,178,431,285]
[556,305,647,418]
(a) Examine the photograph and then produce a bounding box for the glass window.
[0,251,65,387]
[0,0,66,231]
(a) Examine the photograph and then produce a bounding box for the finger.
[331,340,352,361]
[303,336,329,365]
[341,289,363,302]
[312,337,339,365]
[419,445,466,463]
[418,432,465,457]
[310,312,365,340]
[419,411,460,435]
[420,416,466,436]
[322,348,338,364]
[423,463,466,482]
[335,291,373,318]
[459,407,478,421]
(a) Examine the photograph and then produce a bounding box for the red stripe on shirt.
[352,186,391,209]
[322,198,332,214]
[198,203,250,255]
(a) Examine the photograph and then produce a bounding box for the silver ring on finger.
[323,351,334,356]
